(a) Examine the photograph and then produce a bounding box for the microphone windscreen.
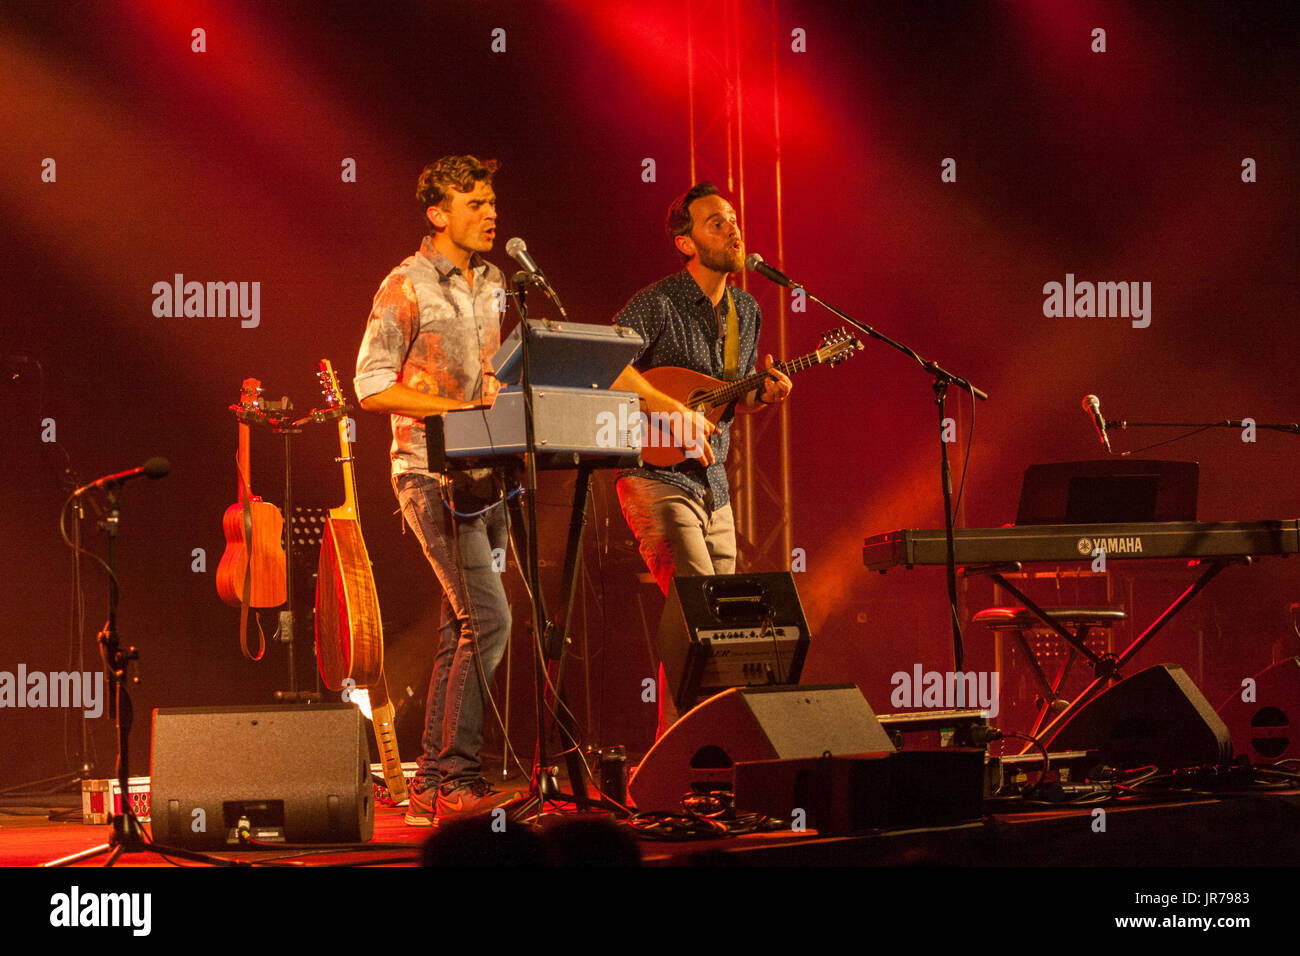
[144,457,171,479]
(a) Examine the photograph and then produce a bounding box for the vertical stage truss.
[685,0,793,569]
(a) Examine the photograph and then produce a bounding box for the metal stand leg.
[1026,559,1234,752]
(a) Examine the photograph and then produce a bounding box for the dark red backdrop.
[3,0,1296,783]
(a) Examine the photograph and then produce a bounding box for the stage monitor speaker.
[1044,664,1232,772]
[1217,657,1300,763]
[150,704,374,849]
[657,572,810,711]
[734,749,986,834]
[627,684,894,812]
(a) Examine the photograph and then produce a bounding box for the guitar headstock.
[315,359,351,421]
[816,328,863,366]
[231,377,266,425]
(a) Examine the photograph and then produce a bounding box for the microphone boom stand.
[501,279,603,818]
[794,283,988,671]
[1106,417,1300,457]
[45,487,225,867]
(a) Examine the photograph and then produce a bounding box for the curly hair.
[665,182,720,260]
[416,155,498,233]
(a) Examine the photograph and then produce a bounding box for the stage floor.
[5,787,1299,868]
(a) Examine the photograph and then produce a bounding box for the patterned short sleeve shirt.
[614,269,761,511]
[354,236,505,476]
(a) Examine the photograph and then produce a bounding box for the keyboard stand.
[1021,557,1244,752]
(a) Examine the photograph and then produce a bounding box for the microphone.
[745,253,801,289]
[505,237,543,278]
[74,457,170,497]
[511,270,547,288]
[1082,395,1112,454]
[505,237,567,317]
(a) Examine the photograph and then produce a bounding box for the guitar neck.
[698,351,820,410]
[332,417,359,521]
[237,421,251,502]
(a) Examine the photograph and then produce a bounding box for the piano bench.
[972,607,1126,738]
[972,607,1126,631]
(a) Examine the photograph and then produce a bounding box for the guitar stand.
[234,388,344,701]
[244,391,347,702]
[270,413,302,697]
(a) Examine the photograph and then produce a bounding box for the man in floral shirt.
[354,155,516,824]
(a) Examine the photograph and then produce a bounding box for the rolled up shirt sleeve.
[354,273,420,402]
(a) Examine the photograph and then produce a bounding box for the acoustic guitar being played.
[637,328,862,467]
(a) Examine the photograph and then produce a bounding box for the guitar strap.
[238,466,266,662]
[723,287,740,382]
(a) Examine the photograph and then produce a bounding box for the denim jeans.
[394,472,511,790]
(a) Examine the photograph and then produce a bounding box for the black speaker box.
[1045,663,1232,772]
[734,749,986,834]
[627,684,895,811]
[150,704,374,848]
[1217,657,1300,763]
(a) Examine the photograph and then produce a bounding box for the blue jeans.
[394,472,511,790]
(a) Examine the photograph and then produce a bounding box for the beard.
[699,242,745,274]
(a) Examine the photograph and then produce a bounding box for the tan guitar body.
[634,331,862,468]
[316,517,383,685]
[637,366,736,468]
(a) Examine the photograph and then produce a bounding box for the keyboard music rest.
[491,319,644,389]
[863,520,1300,571]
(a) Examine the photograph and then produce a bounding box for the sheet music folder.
[1015,460,1199,525]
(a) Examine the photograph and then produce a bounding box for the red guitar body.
[215,378,287,609]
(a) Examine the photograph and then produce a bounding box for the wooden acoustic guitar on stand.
[313,359,407,804]
[216,378,287,661]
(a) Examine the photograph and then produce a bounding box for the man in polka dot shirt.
[611,183,792,733]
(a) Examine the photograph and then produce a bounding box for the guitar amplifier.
[658,573,810,711]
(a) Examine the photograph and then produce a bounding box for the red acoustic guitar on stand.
[216,378,286,661]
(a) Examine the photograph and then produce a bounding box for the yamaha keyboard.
[863,520,1300,571]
